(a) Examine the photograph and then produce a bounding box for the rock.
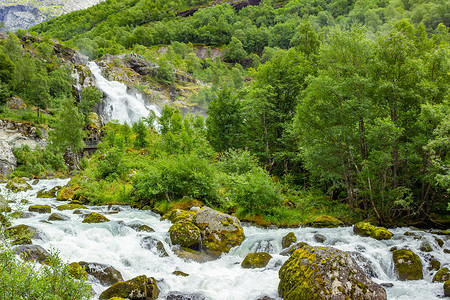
[445,280,450,297]
[12,237,32,245]
[6,96,27,110]
[429,259,441,271]
[380,283,394,287]
[280,242,309,256]
[169,219,201,249]
[56,187,74,201]
[78,261,124,286]
[433,267,450,282]
[348,251,378,278]
[166,292,207,300]
[404,231,422,239]
[445,249,450,254]
[136,225,155,232]
[82,212,109,223]
[353,222,393,240]
[6,177,31,192]
[37,186,62,198]
[310,215,343,228]
[314,233,327,243]
[172,271,189,277]
[28,205,51,214]
[281,232,296,249]
[435,237,444,247]
[140,236,169,257]
[57,204,88,210]
[15,245,50,264]
[32,179,39,185]
[193,207,245,254]
[68,262,88,280]
[0,140,17,176]
[392,249,423,280]
[99,275,159,300]
[162,209,195,223]
[7,224,41,239]
[420,240,433,252]
[173,247,219,262]
[48,212,69,221]
[241,252,272,269]
[278,244,387,300]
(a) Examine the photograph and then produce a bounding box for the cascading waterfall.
[88,62,161,126]
[1,179,448,300]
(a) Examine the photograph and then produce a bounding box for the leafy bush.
[12,145,67,178]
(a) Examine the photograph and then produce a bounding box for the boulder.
[428,258,440,271]
[56,187,74,201]
[310,215,343,228]
[445,280,450,297]
[173,247,219,262]
[353,222,393,240]
[136,225,155,232]
[278,244,387,300]
[193,207,245,254]
[314,233,327,243]
[7,224,40,239]
[433,267,450,282]
[15,245,51,264]
[48,212,70,221]
[169,219,201,249]
[78,261,123,286]
[37,186,62,198]
[28,205,51,214]
[57,204,87,210]
[6,177,31,192]
[419,240,432,252]
[162,209,195,223]
[0,140,17,176]
[392,249,423,280]
[241,252,272,269]
[99,275,159,300]
[281,232,296,249]
[82,212,109,223]
[140,237,168,257]
[172,271,189,277]
[280,242,309,256]
[12,237,32,245]
[68,262,88,280]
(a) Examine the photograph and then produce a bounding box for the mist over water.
[1,179,448,299]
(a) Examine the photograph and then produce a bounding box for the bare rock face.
[278,244,387,300]
[0,140,16,176]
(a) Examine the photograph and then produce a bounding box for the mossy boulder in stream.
[57,203,87,211]
[78,261,123,286]
[99,275,159,300]
[48,212,69,221]
[82,212,110,223]
[6,178,31,192]
[353,222,393,240]
[169,219,201,249]
[392,249,423,280]
[310,215,343,228]
[278,244,387,300]
[56,187,74,201]
[7,224,40,239]
[282,232,297,249]
[15,245,51,264]
[68,262,88,280]
[28,205,51,214]
[445,280,450,297]
[37,186,61,198]
[433,267,450,282]
[241,252,272,269]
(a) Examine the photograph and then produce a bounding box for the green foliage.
[132,120,149,149]
[79,87,103,116]
[0,50,15,84]
[12,145,68,178]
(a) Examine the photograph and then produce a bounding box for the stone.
[37,186,62,198]
[15,245,50,264]
[78,261,124,286]
[32,179,39,185]
[353,222,393,240]
[281,232,296,249]
[82,212,109,223]
[392,249,423,280]
[140,236,169,257]
[445,280,450,297]
[68,262,88,280]
[428,259,441,271]
[419,240,433,252]
[173,247,219,263]
[12,237,32,245]
[314,233,327,243]
[169,220,201,249]
[99,275,159,300]
[6,177,31,192]
[278,244,387,300]
[310,215,343,228]
[193,207,245,254]
[433,267,450,283]
[28,205,51,214]
[57,187,74,201]
[166,292,207,300]
[136,225,155,232]
[434,237,444,247]
[0,140,17,176]
[241,252,272,269]
[280,242,309,256]
[6,96,26,110]
[57,203,88,210]
[48,212,69,221]
[172,271,189,277]
[7,224,41,239]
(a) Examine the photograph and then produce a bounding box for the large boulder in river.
[433,267,450,282]
[0,140,17,176]
[15,245,51,264]
[392,249,423,280]
[37,186,62,198]
[169,219,201,249]
[99,275,159,300]
[7,224,41,239]
[57,203,88,211]
[6,177,31,192]
[278,244,387,300]
[82,212,109,223]
[78,261,123,286]
[241,252,272,269]
[310,215,343,228]
[353,222,393,240]
[282,232,296,249]
[193,207,245,254]
[28,205,51,214]
[56,187,74,201]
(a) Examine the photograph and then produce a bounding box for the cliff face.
[0,5,45,32]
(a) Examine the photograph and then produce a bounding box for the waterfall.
[88,62,161,126]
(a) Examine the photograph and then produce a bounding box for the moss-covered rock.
[392,249,423,280]
[56,187,74,201]
[420,240,433,252]
[28,205,51,214]
[162,209,195,223]
[68,262,88,280]
[169,219,201,249]
[310,215,343,228]
[48,212,69,221]
[6,224,40,239]
[353,222,393,240]
[98,275,159,300]
[173,270,189,277]
[82,212,110,223]
[6,178,32,192]
[433,267,450,283]
[241,252,272,269]
[78,261,123,286]
[15,245,50,264]
[282,232,297,249]
[12,237,32,245]
[136,225,154,232]
[37,186,61,198]
[193,207,245,254]
[429,259,441,271]
[173,247,219,262]
[140,236,169,257]
[444,280,450,297]
[278,244,387,300]
[57,204,87,210]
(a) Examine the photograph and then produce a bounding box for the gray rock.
[314,233,327,243]
[141,236,168,257]
[166,292,207,300]
[15,244,50,264]
[78,261,123,286]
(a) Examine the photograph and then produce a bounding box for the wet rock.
[98,275,159,300]
[57,203,88,210]
[173,270,189,277]
[278,244,387,300]
[162,209,195,223]
[15,245,50,264]
[28,205,51,214]
[68,262,88,280]
[348,251,378,278]
[256,296,275,300]
[250,239,276,253]
[280,242,309,256]
[0,213,10,227]
[281,232,296,249]
[241,252,272,269]
[445,280,450,297]
[82,212,109,223]
[392,249,423,280]
[78,261,124,286]
[173,247,219,262]
[48,212,69,221]
[380,283,394,288]
[12,236,32,245]
[0,140,17,176]
[420,240,433,252]
[428,258,441,271]
[140,236,169,257]
[193,207,245,254]
[444,249,450,254]
[314,233,327,243]
[136,225,155,232]
[7,224,41,239]
[433,267,450,282]
[32,179,39,185]
[166,292,207,300]
[434,237,444,247]
[353,222,393,240]
[404,231,422,239]
[169,219,201,249]
[37,186,61,198]
[310,215,343,228]
[6,177,31,192]
[57,187,74,201]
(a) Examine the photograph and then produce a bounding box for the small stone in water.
[381,283,394,288]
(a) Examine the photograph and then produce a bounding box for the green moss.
[99,275,159,300]
[392,249,423,280]
[354,222,393,240]
[57,204,87,211]
[433,267,450,283]
[169,220,201,248]
[6,178,32,192]
[282,232,297,249]
[82,212,110,223]
[37,186,61,198]
[173,270,189,277]
[241,252,272,269]
[57,187,74,201]
[68,262,88,280]
[445,280,450,297]
[310,215,343,228]
[28,205,51,214]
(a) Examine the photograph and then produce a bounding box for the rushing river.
[1,179,448,299]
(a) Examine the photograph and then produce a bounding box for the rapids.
[1,178,448,300]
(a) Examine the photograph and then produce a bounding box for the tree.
[223,37,247,63]
[79,87,103,116]
[27,74,50,123]
[0,50,15,84]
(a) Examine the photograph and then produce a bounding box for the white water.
[1,179,449,300]
[88,62,161,126]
